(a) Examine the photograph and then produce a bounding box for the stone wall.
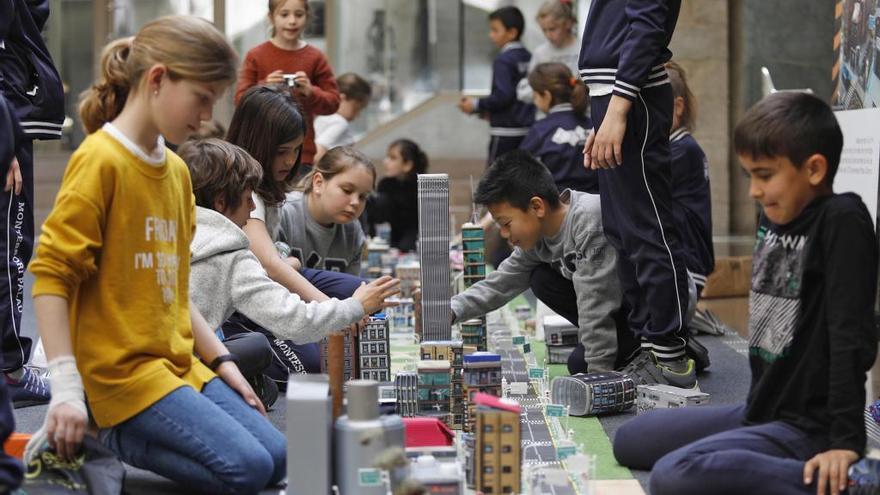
[669,0,731,236]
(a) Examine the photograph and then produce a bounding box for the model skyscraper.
[418,174,452,341]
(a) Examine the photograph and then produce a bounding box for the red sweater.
[235,41,340,164]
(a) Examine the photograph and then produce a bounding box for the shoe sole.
[13,399,49,409]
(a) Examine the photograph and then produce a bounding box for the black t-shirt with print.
[745,193,878,453]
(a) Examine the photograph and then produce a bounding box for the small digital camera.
[283,74,299,88]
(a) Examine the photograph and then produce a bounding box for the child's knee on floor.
[217,445,278,495]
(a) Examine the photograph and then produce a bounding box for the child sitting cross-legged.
[613,92,878,495]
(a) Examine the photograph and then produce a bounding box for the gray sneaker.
[620,350,697,389]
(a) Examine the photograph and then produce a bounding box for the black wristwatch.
[208,353,240,371]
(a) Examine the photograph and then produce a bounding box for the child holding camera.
[235,0,340,169]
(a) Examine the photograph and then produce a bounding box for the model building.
[359,314,391,382]
[418,174,452,341]
[473,392,521,495]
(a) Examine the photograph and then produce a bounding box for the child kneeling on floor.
[614,92,878,495]
[450,150,636,373]
[26,17,285,494]
[179,139,398,407]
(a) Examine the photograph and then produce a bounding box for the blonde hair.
[536,0,577,24]
[300,146,376,194]
[79,15,238,134]
[268,0,310,37]
[666,60,697,131]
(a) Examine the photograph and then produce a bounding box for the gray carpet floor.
[597,329,752,490]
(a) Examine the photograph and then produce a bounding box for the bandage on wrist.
[47,356,87,414]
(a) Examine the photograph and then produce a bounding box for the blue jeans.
[614,404,827,495]
[100,379,285,495]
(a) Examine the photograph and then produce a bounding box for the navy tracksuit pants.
[591,85,689,349]
[0,140,33,372]
[614,405,825,495]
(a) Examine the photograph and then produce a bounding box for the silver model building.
[418,174,452,341]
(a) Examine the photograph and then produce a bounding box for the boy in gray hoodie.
[179,139,399,402]
[451,150,635,373]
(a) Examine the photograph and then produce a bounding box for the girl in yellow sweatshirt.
[26,16,285,495]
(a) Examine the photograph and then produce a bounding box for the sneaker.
[7,366,51,408]
[848,456,880,494]
[686,337,711,372]
[248,374,279,410]
[620,350,697,389]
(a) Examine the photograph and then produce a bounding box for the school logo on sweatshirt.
[552,240,609,279]
[550,126,589,147]
[748,226,807,362]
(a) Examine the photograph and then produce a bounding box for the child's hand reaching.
[353,276,401,315]
[803,449,859,495]
[584,95,631,170]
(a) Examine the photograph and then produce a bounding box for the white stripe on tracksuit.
[5,192,25,369]
[637,93,685,358]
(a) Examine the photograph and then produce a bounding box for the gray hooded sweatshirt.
[190,206,364,342]
[451,190,622,371]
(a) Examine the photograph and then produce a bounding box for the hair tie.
[569,76,578,88]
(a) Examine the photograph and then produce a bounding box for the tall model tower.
[418,174,451,341]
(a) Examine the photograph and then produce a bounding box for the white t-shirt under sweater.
[314,113,355,150]
[250,193,282,241]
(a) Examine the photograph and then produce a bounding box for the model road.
[488,315,576,495]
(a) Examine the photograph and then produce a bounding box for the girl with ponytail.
[28,16,286,494]
[521,62,597,193]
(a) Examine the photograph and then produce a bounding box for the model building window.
[379,357,387,367]
[483,466,493,474]
[362,343,370,354]
[502,466,512,473]
[483,424,493,433]
[502,425,513,433]
[502,445,512,453]
[484,445,493,453]
[503,487,514,493]
[370,344,377,353]
[379,343,386,353]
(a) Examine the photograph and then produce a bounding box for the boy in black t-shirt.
[613,92,879,495]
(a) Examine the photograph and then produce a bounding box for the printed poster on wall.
[834,108,880,228]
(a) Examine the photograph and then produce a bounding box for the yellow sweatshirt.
[30,125,214,427]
